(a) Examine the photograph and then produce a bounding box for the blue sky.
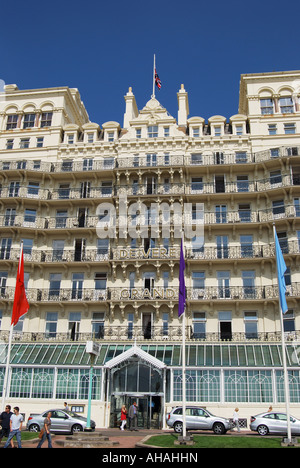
[1,0,300,126]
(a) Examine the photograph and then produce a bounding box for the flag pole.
[181,304,186,438]
[273,223,292,443]
[179,236,186,439]
[152,54,156,98]
[1,241,24,411]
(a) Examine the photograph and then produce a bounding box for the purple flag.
[178,238,186,317]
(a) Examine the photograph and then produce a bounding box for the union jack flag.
[155,69,161,89]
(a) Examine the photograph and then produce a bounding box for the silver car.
[27,409,96,434]
[166,406,232,434]
[250,411,300,436]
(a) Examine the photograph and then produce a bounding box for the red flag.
[11,244,29,326]
[155,69,161,89]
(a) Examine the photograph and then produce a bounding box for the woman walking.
[37,412,52,448]
[120,405,127,431]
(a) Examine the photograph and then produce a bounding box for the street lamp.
[85,341,100,431]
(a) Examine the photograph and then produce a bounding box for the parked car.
[27,409,96,434]
[250,412,300,436]
[166,406,232,434]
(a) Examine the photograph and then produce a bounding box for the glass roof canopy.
[1,342,300,368]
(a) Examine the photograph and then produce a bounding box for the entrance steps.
[56,432,119,448]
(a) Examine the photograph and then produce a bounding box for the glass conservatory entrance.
[105,346,166,429]
[110,393,162,429]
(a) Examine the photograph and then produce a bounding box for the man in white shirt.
[4,407,23,448]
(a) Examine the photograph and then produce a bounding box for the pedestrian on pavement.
[64,402,70,411]
[0,405,14,447]
[37,412,52,448]
[128,402,138,431]
[3,407,23,448]
[120,405,127,431]
[232,407,241,432]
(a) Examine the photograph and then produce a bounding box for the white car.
[166,406,232,434]
[250,412,300,436]
[27,409,95,434]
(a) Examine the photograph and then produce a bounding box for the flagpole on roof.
[152,54,156,98]
[273,223,292,444]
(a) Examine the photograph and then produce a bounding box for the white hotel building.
[0,71,300,429]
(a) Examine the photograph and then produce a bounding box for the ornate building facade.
[0,71,300,429]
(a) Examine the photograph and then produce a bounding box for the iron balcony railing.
[0,284,299,303]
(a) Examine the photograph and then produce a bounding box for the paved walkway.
[2,428,255,449]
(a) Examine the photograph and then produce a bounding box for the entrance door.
[110,395,162,429]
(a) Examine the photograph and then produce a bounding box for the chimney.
[177,84,189,127]
[123,87,138,128]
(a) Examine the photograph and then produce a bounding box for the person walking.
[128,402,138,431]
[37,412,52,448]
[0,405,13,447]
[232,407,240,432]
[120,405,127,431]
[3,407,23,448]
[64,402,70,411]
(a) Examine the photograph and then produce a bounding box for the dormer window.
[108,132,114,142]
[148,125,158,138]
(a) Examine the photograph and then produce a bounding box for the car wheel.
[257,425,269,436]
[71,424,83,434]
[29,423,40,433]
[173,421,183,434]
[213,422,226,435]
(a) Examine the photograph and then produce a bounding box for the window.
[24,209,36,224]
[239,203,251,222]
[36,137,44,147]
[146,153,157,166]
[45,312,58,338]
[23,113,35,128]
[40,112,53,127]
[22,238,33,256]
[92,312,104,339]
[215,204,227,224]
[237,175,249,192]
[216,235,228,259]
[240,235,253,258]
[108,132,114,142]
[56,210,67,228]
[6,114,18,130]
[52,240,64,261]
[71,273,84,300]
[97,238,109,257]
[283,310,295,333]
[83,159,93,171]
[27,181,39,197]
[270,148,279,158]
[242,271,256,298]
[0,238,12,260]
[164,127,170,137]
[0,272,7,296]
[260,98,274,115]
[192,271,205,289]
[128,313,134,339]
[284,123,296,134]
[136,128,141,139]
[6,139,14,149]
[68,134,74,144]
[191,177,203,193]
[87,133,94,143]
[270,170,282,186]
[244,311,258,339]
[235,151,247,163]
[162,313,169,336]
[272,200,285,217]
[268,124,277,135]
[217,272,230,298]
[235,125,243,135]
[5,208,16,226]
[280,97,294,113]
[58,183,70,199]
[192,127,200,137]
[193,312,206,339]
[148,125,158,138]
[214,126,221,136]
[9,181,19,197]
[20,138,30,149]
[191,153,202,165]
[67,313,81,340]
[49,274,61,299]
[94,273,107,300]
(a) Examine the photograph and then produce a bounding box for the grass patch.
[1,431,40,442]
[145,434,296,449]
